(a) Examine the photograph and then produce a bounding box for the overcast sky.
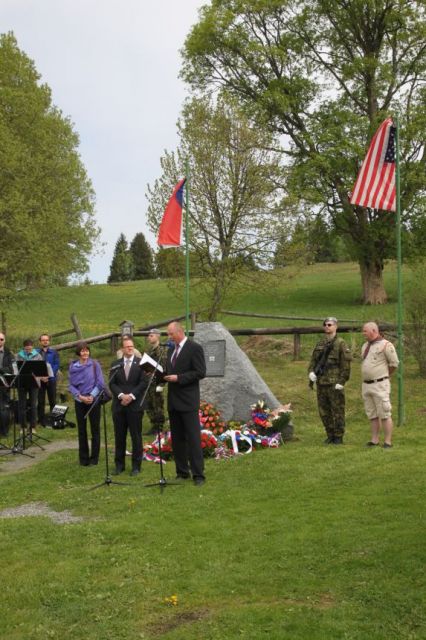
[2,0,205,282]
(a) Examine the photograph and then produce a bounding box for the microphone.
[160,341,174,348]
[110,363,122,371]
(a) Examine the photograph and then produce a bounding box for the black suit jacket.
[109,357,148,412]
[0,347,14,375]
[166,339,206,412]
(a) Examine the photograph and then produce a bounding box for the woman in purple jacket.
[68,342,105,466]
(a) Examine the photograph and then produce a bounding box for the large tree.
[182,0,426,303]
[129,232,155,280]
[108,233,134,283]
[146,96,285,319]
[0,33,99,299]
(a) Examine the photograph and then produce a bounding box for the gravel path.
[0,438,78,476]
[0,438,87,523]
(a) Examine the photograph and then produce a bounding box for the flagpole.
[184,159,190,337]
[395,115,404,426]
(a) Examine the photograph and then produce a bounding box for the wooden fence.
[49,312,396,360]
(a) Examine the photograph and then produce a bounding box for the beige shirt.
[361,339,399,381]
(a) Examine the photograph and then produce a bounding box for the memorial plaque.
[203,340,226,377]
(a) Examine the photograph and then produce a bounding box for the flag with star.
[350,118,396,212]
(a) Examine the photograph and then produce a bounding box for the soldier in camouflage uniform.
[145,329,167,435]
[308,317,352,444]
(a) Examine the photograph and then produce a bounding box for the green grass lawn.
[0,263,425,639]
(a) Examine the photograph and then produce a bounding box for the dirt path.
[0,439,78,476]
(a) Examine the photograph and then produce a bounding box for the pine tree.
[107,234,134,283]
[129,233,154,280]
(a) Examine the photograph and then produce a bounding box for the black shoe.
[324,437,334,444]
[332,437,344,445]
[112,468,124,475]
[175,474,190,480]
[89,460,98,466]
[383,443,393,449]
[366,441,380,447]
[130,469,140,476]
[193,477,205,486]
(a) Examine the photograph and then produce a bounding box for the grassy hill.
[2,262,402,344]
[0,262,424,640]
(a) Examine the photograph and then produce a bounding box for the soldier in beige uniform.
[361,322,399,448]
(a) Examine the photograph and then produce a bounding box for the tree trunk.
[359,259,388,304]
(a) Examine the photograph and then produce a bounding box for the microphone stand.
[89,365,129,489]
[141,357,180,492]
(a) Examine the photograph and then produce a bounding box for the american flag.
[350,118,396,212]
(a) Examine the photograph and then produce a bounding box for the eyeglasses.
[324,323,334,327]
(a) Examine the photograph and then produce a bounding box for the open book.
[140,352,164,380]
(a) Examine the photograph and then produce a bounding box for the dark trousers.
[38,379,57,425]
[18,387,38,429]
[112,408,143,471]
[169,409,205,480]
[0,390,10,436]
[75,401,101,465]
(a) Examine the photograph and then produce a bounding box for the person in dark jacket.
[68,342,105,466]
[0,332,14,436]
[109,337,148,476]
[164,322,206,485]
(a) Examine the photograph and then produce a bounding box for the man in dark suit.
[109,337,148,476]
[164,321,206,485]
[0,332,14,437]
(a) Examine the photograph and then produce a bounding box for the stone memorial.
[195,322,281,421]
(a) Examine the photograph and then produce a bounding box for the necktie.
[124,359,131,379]
[171,346,180,367]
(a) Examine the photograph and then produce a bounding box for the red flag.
[157,178,186,247]
[350,118,396,212]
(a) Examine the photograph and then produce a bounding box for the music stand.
[15,360,51,450]
[89,367,130,490]
[0,370,34,459]
[140,355,181,492]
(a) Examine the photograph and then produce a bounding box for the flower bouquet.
[199,400,227,435]
[249,399,272,436]
[270,404,294,441]
[143,430,173,462]
[200,429,218,458]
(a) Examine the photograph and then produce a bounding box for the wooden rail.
[52,323,396,361]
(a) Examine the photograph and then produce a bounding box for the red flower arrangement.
[199,400,227,435]
[143,431,173,460]
[200,430,218,457]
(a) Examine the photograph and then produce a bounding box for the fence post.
[1,311,6,334]
[110,334,118,355]
[191,311,197,330]
[70,313,83,339]
[293,333,301,360]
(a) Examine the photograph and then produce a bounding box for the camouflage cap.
[323,317,338,325]
[148,328,161,335]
